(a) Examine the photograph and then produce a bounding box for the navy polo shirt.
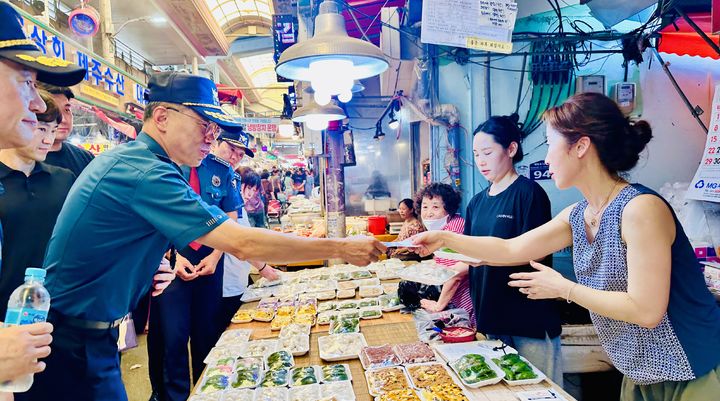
[43,133,229,321]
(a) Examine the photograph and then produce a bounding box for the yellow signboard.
[80,85,120,107]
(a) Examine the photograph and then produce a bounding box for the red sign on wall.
[713,0,720,34]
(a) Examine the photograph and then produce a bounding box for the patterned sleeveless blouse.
[570,184,720,384]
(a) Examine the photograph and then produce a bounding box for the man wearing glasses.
[146,128,242,401]
[21,71,385,401]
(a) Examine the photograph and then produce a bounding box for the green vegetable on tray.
[359,299,379,308]
[351,270,373,279]
[231,368,260,389]
[329,317,360,334]
[361,309,382,318]
[291,367,318,386]
[440,247,459,253]
[452,354,497,384]
[267,351,294,370]
[259,369,288,387]
[321,365,349,382]
[492,354,538,381]
[200,374,229,393]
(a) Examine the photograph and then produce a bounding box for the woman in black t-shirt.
[457,114,563,385]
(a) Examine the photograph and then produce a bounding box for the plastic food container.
[253,386,288,401]
[359,307,383,320]
[320,381,356,401]
[328,317,360,335]
[319,364,353,383]
[318,333,368,361]
[440,327,477,343]
[404,363,455,389]
[359,285,384,298]
[223,388,254,401]
[364,366,410,397]
[288,383,321,401]
[392,342,436,364]
[216,329,253,347]
[367,215,388,235]
[448,354,504,388]
[290,366,321,386]
[265,350,295,371]
[491,353,547,386]
[359,345,400,370]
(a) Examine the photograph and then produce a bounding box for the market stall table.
[197,297,576,401]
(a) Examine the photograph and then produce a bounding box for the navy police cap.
[0,2,85,86]
[145,71,244,133]
[218,130,254,158]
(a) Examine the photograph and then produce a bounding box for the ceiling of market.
[51,0,591,115]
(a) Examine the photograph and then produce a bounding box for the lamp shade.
[276,0,389,82]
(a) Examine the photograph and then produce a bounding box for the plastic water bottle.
[0,267,51,392]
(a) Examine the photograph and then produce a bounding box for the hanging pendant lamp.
[292,98,346,131]
[276,0,389,106]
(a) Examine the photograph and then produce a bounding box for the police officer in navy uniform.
[22,71,384,401]
[147,150,241,401]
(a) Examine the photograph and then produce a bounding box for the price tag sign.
[529,161,551,181]
[466,37,513,54]
[687,84,720,202]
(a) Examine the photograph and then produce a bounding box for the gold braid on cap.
[0,39,35,49]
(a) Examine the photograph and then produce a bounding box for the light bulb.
[388,118,399,130]
[306,116,328,131]
[309,59,356,97]
[314,91,331,106]
[338,91,352,103]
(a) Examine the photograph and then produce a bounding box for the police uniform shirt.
[43,133,229,322]
[0,162,75,316]
[180,154,241,220]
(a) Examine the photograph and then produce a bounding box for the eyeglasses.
[165,107,220,140]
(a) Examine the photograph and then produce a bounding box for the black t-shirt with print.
[465,176,562,339]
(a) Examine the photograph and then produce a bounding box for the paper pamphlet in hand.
[381,240,421,248]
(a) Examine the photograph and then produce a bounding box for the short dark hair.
[398,198,417,218]
[543,93,652,174]
[474,113,524,163]
[415,183,461,217]
[143,102,166,122]
[239,167,261,188]
[260,171,270,179]
[37,83,74,100]
[37,90,62,124]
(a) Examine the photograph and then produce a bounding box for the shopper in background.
[260,170,274,210]
[23,71,384,401]
[211,131,280,327]
[413,93,720,400]
[0,91,76,318]
[389,198,425,260]
[270,169,283,200]
[38,84,95,177]
[240,167,267,228]
[305,168,315,197]
[283,170,295,198]
[0,1,85,385]
[292,167,307,195]
[414,183,472,321]
[454,113,562,385]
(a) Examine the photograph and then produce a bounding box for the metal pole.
[675,7,720,58]
[652,48,708,133]
[485,54,492,118]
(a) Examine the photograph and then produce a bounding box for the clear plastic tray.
[328,317,360,335]
[392,342,436,365]
[359,286,384,298]
[317,301,337,313]
[378,294,403,312]
[195,372,231,394]
[289,366,322,387]
[203,346,241,365]
[231,309,254,324]
[359,306,383,320]
[336,289,355,299]
[258,368,289,388]
[373,388,422,401]
[265,350,295,371]
[238,340,279,359]
[318,333,368,361]
[317,311,338,326]
[404,362,457,390]
[279,323,312,338]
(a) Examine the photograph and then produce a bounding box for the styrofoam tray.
[318,363,353,383]
[432,340,518,363]
[398,264,459,286]
[404,362,462,391]
[216,329,253,347]
[448,354,505,389]
[203,346,241,365]
[364,366,412,397]
[238,340,279,359]
[253,386,288,401]
[492,354,547,386]
[223,388,254,401]
[318,333,368,361]
[288,366,323,387]
[288,383,321,400]
[320,381,356,401]
[372,388,422,401]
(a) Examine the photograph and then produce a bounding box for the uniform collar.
[136,132,170,160]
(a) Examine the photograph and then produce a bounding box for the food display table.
[196,297,575,401]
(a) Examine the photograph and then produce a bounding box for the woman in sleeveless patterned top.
[412,94,720,401]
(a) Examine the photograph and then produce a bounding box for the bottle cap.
[25,267,47,279]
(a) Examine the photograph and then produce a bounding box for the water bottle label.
[4,307,48,326]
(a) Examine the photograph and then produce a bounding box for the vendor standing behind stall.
[146,147,241,401]
[454,114,562,385]
[389,198,425,260]
[413,184,471,322]
[412,94,720,401]
[22,71,384,401]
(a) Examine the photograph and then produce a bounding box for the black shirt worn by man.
[44,141,94,177]
[0,162,75,317]
[464,175,562,339]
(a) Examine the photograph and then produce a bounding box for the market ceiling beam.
[229,36,275,56]
[152,0,231,56]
